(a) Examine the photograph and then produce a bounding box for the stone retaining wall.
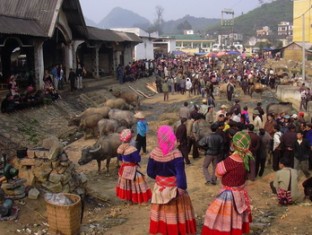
[276,84,312,120]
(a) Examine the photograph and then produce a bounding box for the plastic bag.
[45,193,73,206]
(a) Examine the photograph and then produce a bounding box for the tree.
[177,20,192,34]
[152,5,164,35]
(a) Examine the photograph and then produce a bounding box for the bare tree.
[153,5,164,35]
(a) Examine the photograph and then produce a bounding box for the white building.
[112,28,158,60]
[153,36,176,54]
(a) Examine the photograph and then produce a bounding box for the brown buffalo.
[110,89,140,109]
[249,83,270,98]
[103,98,130,110]
[68,106,111,126]
[79,113,104,139]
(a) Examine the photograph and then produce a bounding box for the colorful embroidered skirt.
[149,193,197,235]
[201,189,251,235]
[116,171,151,204]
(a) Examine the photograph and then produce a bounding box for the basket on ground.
[45,193,82,235]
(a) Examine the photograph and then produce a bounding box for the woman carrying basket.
[116,129,151,204]
[147,125,196,235]
[201,131,253,235]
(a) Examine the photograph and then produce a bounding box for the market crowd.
[114,54,312,235]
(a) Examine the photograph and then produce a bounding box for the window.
[193,43,200,48]
[183,42,192,48]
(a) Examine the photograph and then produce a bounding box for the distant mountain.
[97,7,151,30]
[84,17,98,27]
[207,0,293,40]
[162,15,219,35]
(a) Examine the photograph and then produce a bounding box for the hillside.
[97,7,151,30]
[207,0,293,39]
[162,15,219,34]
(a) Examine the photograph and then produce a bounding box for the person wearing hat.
[215,104,227,121]
[199,98,209,118]
[201,131,253,234]
[116,129,152,204]
[134,112,148,154]
[252,109,263,132]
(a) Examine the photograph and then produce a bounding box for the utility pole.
[221,9,234,49]
[302,14,305,81]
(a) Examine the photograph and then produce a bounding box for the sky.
[79,0,263,24]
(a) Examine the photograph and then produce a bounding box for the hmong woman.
[147,125,196,235]
[116,129,152,204]
[201,131,253,235]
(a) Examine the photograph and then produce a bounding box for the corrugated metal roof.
[87,27,123,42]
[0,15,46,37]
[114,31,142,43]
[87,27,142,43]
[0,0,59,36]
[0,0,88,39]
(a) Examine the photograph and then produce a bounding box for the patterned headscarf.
[232,131,254,171]
[157,125,177,155]
[120,129,132,143]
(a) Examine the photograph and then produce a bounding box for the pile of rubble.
[12,136,87,196]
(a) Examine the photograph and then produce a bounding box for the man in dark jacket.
[247,124,261,181]
[176,118,191,165]
[198,123,224,185]
[294,131,311,178]
[280,124,297,168]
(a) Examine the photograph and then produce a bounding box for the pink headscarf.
[120,129,132,142]
[157,125,177,155]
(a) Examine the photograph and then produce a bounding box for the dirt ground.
[1,89,312,235]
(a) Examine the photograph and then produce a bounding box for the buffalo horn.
[89,145,101,153]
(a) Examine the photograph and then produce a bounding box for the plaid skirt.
[201,187,252,235]
[150,193,197,235]
[116,171,152,204]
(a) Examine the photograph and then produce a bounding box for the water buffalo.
[103,98,130,110]
[68,106,111,126]
[78,133,121,173]
[79,113,103,139]
[266,102,293,116]
[108,109,135,128]
[110,89,140,109]
[249,83,270,98]
[98,118,120,136]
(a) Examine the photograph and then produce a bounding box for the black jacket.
[198,132,224,156]
[294,139,311,161]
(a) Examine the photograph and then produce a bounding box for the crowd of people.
[0,63,88,113]
[113,54,312,235]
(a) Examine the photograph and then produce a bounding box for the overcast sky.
[79,0,263,23]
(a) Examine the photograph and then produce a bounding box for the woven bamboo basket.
[45,193,82,235]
